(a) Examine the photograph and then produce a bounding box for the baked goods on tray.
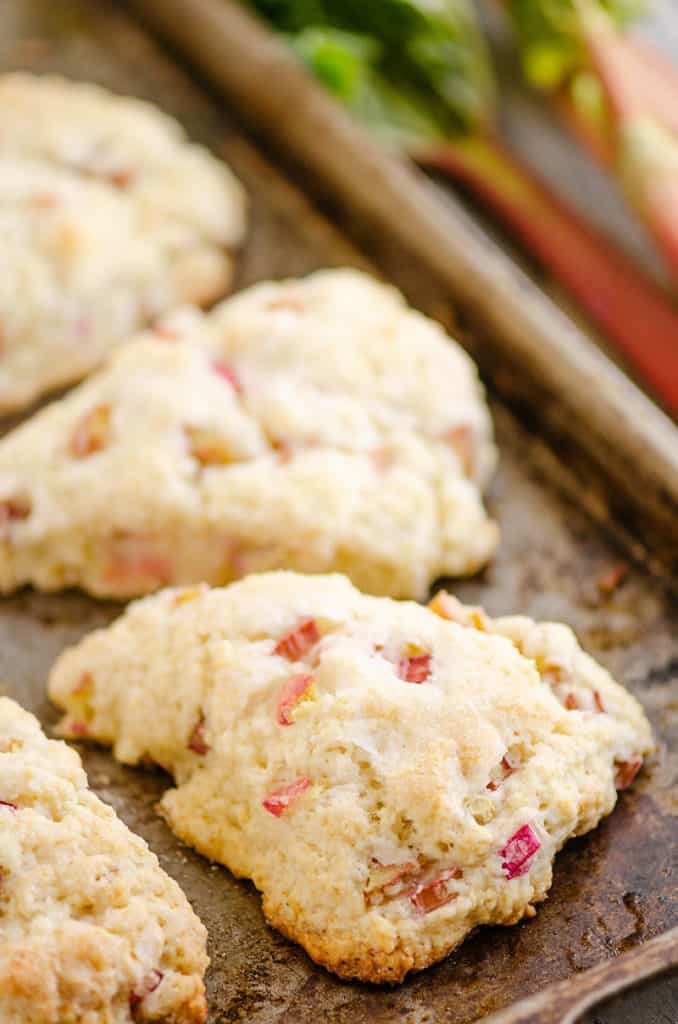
[0,73,246,412]
[0,697,208,1022]
[0,269,497,599]
[49,572,653,982]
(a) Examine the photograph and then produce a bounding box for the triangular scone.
[0,269,498,599]
[0,73,245,412]
[0,698,208,1022]
[49,573,653,983]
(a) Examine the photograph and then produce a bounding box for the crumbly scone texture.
[0,72,246,412]
[48,572,653,983]
[0,269,498,600]
[0,698,208,1024]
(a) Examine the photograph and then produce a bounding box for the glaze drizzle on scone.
[48,572,653,983]
[0,73,245,412]
[0,698,208,1022]
[0,270,497,599]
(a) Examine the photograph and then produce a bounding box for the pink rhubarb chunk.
[487,754,515,792]
[446,424,475,478]
[212,360,243,394]
[500,824,541,879]
[70,405,111,458]
[408,868,463,916]
[274,619,320,662]
[0,498,31,526]
[0,801,17,811]
[615,758,642,790]
[151,323,180,341]
[396,654,432,684]
[187,713,210,755]
[71,671,94,696]
[276,673,315,725]
[363,860,419,906]
[263,776,312,817]
[129,969,163,1009]
[103,535,172,589]
[64,720,90,738]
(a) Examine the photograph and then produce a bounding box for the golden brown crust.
[262,893,534,982]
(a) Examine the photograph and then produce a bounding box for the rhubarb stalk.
[249,2,678,410]
[579,15,678,285]
[415,134,678,410]
[554,75,616,166]
[505,0,678,293]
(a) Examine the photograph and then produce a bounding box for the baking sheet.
[1,1,676,1021]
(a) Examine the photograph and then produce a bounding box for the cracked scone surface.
[0,699,208,1024]
[0,73,245,412]
[48,572,653,983]
[0,269,497,599]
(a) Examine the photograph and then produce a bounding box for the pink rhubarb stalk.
[414,134,678,413]
[581,22,678,287]
[582,24,678,137]
[553,83,615,166]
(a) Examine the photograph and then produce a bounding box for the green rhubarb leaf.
[289,27,447,145]
[247,0,495,135]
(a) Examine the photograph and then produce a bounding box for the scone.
[0,269,497,599]
[0,698,208,1022]
[0,73,246,412]
[48,572,653,983]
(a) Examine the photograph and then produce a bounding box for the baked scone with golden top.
[0,73,245,412]
[0,698,208,1023]
[48,573,653,983]
[0,269,497,599]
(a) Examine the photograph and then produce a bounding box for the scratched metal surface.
[0,2,676,1022]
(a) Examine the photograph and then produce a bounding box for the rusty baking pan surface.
[1,1,676,1022]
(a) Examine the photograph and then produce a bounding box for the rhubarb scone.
[48,573,653,983]
[0,73,245,413]
[0,698,208,1023]
[0,269,497,599]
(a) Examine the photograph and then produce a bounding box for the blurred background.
[244,0,678,417]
